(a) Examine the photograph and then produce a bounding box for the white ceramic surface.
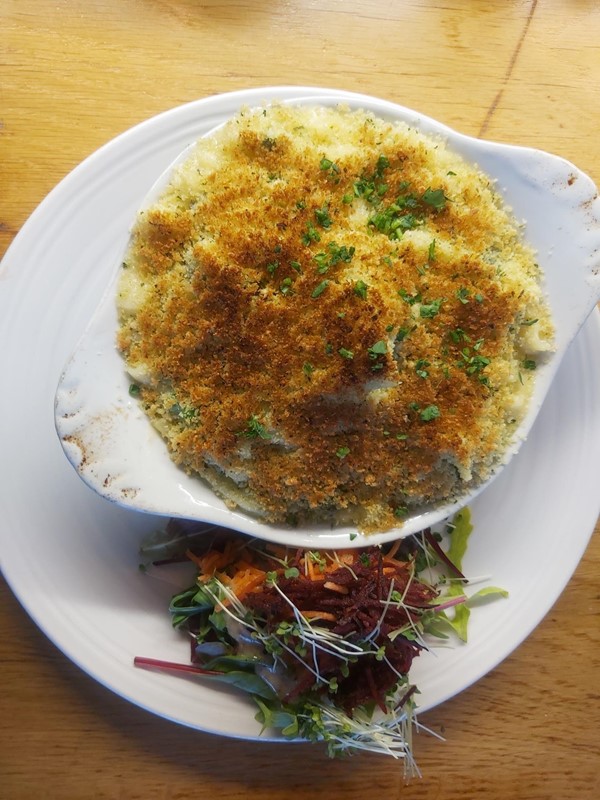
[53,87,600,549]
[1,88,600,743]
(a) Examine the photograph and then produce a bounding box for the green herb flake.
[455,287,471,304]
[313,252,330,274]
[237,415,272,440]
[354,280,368,299]
[338,347,354,359]
[328,241,355,265]
[419,404,440,422]
[394,506,409,518]
[368,340,388,359]
[450,327,470,344]
[336,446,350,459]
[280,277,293,295]
[522,358,537,370]
[421,187,448,210]
[302,222,321,246]
[415,358,430,379]
[428,239,436,262]
[311,279,329,298]
[314,205,332,229]
[419,298,444,319]
[399,289,422,305]
[522,318,539,326]
[129,383,141,397]
[303,361,315,377]
[375,154,390,176]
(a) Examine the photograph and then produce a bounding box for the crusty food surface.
[117,104,553,531]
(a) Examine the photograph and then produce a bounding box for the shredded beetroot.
[243,551,437,712]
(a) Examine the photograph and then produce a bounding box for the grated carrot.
[302,610,337,622]
[324,581,349,595]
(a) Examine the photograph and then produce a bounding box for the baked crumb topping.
[117,104,553,531]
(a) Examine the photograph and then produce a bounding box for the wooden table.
[2,2,599,797]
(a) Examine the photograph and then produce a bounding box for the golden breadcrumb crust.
[117,104,553,531]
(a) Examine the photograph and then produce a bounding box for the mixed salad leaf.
[135,509,507,773]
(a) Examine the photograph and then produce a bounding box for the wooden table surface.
[2,1,599,798]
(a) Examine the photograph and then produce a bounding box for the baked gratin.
[116,104,553,531]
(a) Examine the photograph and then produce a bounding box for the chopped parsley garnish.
[311,279,329,298]
[415,359,430,379]
[428,239,437,262]
[353,155,390,205]
[369,208,419,238]
[419,298,444,318]
[399,289,422,305]
[455,287,471,304]
[169,403,198,422]
[266,260,279,275]
[328,242,354,265]
[303,361,315,377]
[280,277,293,295]
[368,340,387,359]
[237,415,271,439]
[522,358,537,370]
[394,506,409,518]
[314,205,332,229]
[313,252,330,273]
[129,383,141,397]
[336,446,350,459]
[314,242,355,274]
[419,404,440,421]
[367,186,448,240]
[353,280,368,299]
[449,327,470,344]
[375,154,390,176]
[290,260,302,273]
[302,222,321,246]
[320,157,341,177]
[421,187,449,210]
[521,318,539,326]
[338,347,354,359]
[457,346,492,384]
[395,326,411,342]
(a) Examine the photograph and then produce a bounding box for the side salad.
[135,509,506,773]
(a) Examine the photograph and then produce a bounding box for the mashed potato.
[116,104,553,530]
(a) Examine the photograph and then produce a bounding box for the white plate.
[1,88,600,740]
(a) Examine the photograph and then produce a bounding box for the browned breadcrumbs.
[116,104,553,531]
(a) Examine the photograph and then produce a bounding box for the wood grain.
[1,1,599,798]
